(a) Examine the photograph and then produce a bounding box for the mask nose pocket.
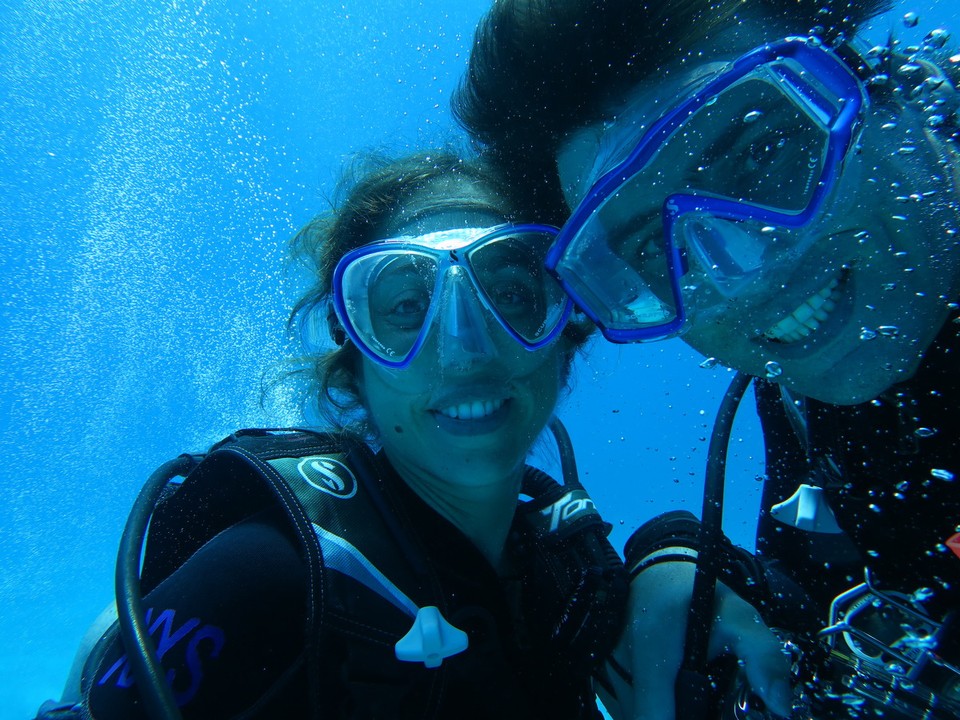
[437,267,497,365]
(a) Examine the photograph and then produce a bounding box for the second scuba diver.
[455,0,960,717]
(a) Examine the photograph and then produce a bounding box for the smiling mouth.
[763,276,842,344]
[437,398,507,421]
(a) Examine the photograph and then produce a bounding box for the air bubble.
[914,427,937,438]
[743,110,763,123]
[923,28,951,49]
[931,468,954,481]
[902,12,919,28]
[842,693,866,708]
[699,357,719,369]
[764,361,782,378]
[878,325,899,337]
[860,328,877,341]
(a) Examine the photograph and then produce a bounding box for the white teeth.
[439,398,505,420]
[764,279,840,343]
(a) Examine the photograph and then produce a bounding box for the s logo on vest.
[297,456,358,499]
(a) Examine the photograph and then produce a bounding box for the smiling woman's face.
[556,39,960,405]
[357,176,569,488]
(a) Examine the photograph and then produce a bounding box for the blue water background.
[1,1,957,716]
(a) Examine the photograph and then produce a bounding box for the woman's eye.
[742,134,788,173]
[386,293,429,328]
[392,297,426,314]
[485,268,541,314]
[492,282,536,307]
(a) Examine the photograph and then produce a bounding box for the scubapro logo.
[297,456,358,499]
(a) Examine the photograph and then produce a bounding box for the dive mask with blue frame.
[332,224,572,368]
[547,37,868,342]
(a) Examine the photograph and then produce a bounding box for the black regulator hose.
[115,455,194,720]
[675,371,753,719]
[548,415,582,489]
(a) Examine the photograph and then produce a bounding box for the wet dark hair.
[453,0,893,205]
[287,148,591,432]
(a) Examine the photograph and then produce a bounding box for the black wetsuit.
[70,434,626,720]
[755,316,960,623]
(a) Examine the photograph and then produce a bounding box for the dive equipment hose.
[116,455,194,720]
[675,371,752,718]
[548,415,581,488]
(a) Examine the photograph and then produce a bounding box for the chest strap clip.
[395,606,468,668]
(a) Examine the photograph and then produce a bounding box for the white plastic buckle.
[770,483,842,533]
[394,606,469,668]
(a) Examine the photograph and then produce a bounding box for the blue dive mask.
[547,37,868,342]
[332,224,572,368]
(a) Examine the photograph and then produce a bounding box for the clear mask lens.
[678,215,781,297]
[468,230,569,343]
[341,251,439,364]
[552,210,679,332]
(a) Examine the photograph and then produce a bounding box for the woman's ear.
[327,304,347,346]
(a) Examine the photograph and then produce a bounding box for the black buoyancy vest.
[140,428,628,719]
[756,313,960,617]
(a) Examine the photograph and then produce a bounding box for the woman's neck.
[387,450,523,571]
